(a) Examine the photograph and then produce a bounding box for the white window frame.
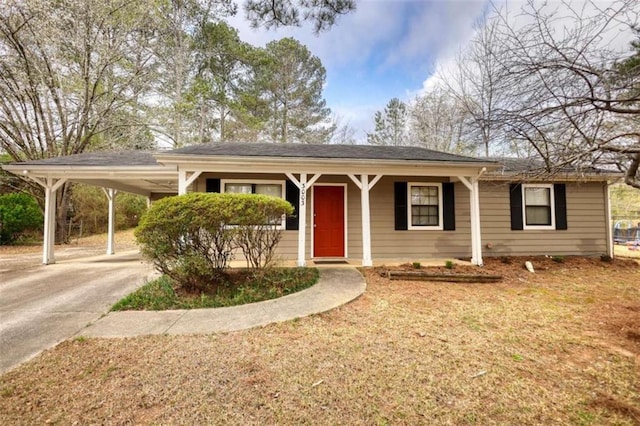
[522,183,556,230]
[221,179,287,229]
[407,182,444,231]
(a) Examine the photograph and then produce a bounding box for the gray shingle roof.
[10,150,159,167]
[166,143,495,163]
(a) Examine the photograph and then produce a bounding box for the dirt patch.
[1,256,639,425]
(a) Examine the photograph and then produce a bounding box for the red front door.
[313,186,345,257]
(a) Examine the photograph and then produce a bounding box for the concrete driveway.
[0,250,154,373]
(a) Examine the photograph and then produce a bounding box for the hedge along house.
[2,143,617,266]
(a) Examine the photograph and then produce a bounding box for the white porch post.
[178,169,202,195]
[103,188,117,255]
[348,174,382,267]
[471,179,483,266]
[604,181,614,258]
[285,172,321,267]
[360,175,372,266]
[459,175,483,266]
[297,173,308,267]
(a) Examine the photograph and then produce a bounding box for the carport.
[2,151,179,264]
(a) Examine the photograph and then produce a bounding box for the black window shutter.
[554,183,568,230]
[442,182,455,231]
[394,182,408,231]
[206,178,220,193]
[285,179,300,230]
[510,184,523,230]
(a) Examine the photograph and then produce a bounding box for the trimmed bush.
[135,193,293,292]
[0,193,43,244]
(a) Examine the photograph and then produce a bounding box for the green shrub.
[135,193,293,292]
[0,193,43,244]
[444,260,455,269]
[412,262,421,269]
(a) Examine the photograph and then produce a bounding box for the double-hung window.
[222,180,286,228]
[522,184,555,229]
[408,183,443,230]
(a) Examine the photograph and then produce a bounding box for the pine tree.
[367,98,408,146]
[259,38,334,144]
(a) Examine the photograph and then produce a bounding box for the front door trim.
[311,183,348,259]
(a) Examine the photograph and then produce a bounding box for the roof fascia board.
[155,155,498,177]
[4,168,178,180]
[154,153,498,168]
[3,164,175,174]
[185,162,487,177]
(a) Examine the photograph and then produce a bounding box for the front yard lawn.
[1,257,638,424]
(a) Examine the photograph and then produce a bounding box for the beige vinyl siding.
[369,177,472,260]
[192,172,609,261]
[480,181,608,256]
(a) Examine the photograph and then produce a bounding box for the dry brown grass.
[1,257,639,425]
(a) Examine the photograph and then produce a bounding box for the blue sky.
[227,0,491,141]
[227,0,633,142]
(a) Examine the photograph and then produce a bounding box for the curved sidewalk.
[80,267,366,338]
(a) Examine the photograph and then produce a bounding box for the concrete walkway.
[80,267,366,338]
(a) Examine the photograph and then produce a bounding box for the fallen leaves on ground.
[1,256,639,425]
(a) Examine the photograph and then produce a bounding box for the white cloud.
[384,1,487,70]
[420,0,639,94]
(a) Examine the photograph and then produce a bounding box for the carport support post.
[103,188,117,255]
[40,177,67,265]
